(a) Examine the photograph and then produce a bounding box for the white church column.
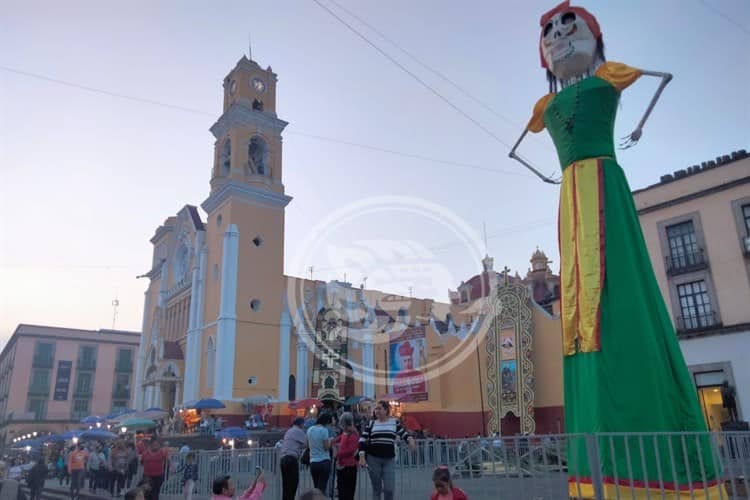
[183,231,205,403]
[296,336,308,399]
[133,291,150,410]
[362,332,375,399]
[214,224,239,401]
[144,386,153,409]
[278,306,291,401]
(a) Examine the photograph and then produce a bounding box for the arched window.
[220,139,231,176]
[206,337,215,389]
[398,307,409,324]
[288,375,296,401]
[324,376,335,389]
[248,136,269,175]
[252,98,263,111]
[173,243,189,282]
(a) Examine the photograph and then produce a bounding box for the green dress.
[530,61,721,498]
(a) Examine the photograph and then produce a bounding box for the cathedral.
[133,55,565,437]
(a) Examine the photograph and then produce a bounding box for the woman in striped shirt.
[358,400,416,500]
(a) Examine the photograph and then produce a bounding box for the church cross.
[503,266,511,286]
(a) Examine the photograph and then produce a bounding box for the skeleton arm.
[620,70,673,149]
[508,129,561,184]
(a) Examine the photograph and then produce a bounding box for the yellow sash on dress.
[559,158,605,356]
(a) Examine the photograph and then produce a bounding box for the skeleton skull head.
[539,2,602,81]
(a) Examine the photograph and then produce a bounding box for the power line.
[286,131,528,177]
[699,0,750,36]
[311,217,556,274]
[311,0,511,150]
[0,64,532,180]
[326,0,522,131]
[310,0,556,180]
[0,65,215,117]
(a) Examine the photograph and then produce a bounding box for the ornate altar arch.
[486,280,535,435]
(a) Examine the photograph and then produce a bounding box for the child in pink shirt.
[430,466,468,500]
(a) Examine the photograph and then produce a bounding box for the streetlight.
[96,422,101,428]
[121,427,128,434]
[247,439,253,446]
[228,439,235,450]
[72,437,79,445]
[32,431,37,437]
[25,446,31,453]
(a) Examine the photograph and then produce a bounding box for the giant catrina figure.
[510,2,722,498]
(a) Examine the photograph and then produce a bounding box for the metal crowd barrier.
[152,431,749,499]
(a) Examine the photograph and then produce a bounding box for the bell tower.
[210,56,287,194]
[199,55,292,402]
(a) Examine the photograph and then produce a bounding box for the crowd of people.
[3,400,473,500]
[278,399,467,500]
[47,437,167,500]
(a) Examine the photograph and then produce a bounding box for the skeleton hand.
[619,128,642,150]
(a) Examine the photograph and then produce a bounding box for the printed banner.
[501,360,518,405]
[53,360,73,401]
[389,327,428,401]
[500,328,516,360]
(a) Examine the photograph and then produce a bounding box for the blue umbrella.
[12,438,43,449]
[190,398,225,410]
[43,430,84,442]
[343,395,371,406]
[217,427,248,440]
[43,433,71,443]
[80,429,118,440]
[81,415,105,425]
[60,430,84,439]
[106,408,136,419]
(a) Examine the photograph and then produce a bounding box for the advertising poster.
[53,360,73,401]
[389,327,428,401]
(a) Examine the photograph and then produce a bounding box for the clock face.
[229,80,237,94]
[252,78,267,93]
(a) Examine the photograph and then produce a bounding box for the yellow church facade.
[133,55,565,437]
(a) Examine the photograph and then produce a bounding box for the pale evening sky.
[1,0,748,345]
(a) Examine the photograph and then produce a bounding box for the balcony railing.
[676,311,720,334]
[32,355,53,369]
[115,359,133,373]
[665,248,708,276]
[71,410,89,420]
[73,386,92,397]
[27,384,49,396]
[76,358,97,371]
[112,387,130,399]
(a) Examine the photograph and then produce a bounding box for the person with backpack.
[358,400,416,500]
[68,444,88,500]
[85,444,105,494]
[56,452,67,486]
[179,452,198,500]
[109,440,130,497]
[125,442,138,489]
[306,413,333,494]
[27,458,47,500]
